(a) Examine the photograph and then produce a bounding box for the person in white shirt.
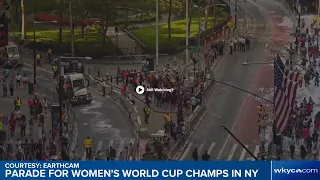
[63,112,68,132]
[37,123,43,142]
[289,136,296,159]
[43,98,48,114]
[233,38,238,51]
[14,109,22,121]
[229,40,234,54]
[15,73,22,87]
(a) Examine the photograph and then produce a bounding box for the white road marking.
[248,0,262,10]
[180,142,193,160]
[116,140,125,159]
[217,98,246,160]
[198,143,205,154]
[227,144,238,161]
[207,142,216,155]
[108,140,114,148]
[82,152,86,161]
[24,63,52,74]
[239,145,249,161]
[174,110,207,160]
[252,145,260,161]
[96,141,103,154]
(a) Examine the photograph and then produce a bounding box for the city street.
[13,55,136,160]
[178,0,287,160]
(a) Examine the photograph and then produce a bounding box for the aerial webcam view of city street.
[0,0,319,161]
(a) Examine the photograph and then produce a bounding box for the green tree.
[58,0,64,44]
[84,0,119,44]
[69,0,89,38]
[159,0,173,38]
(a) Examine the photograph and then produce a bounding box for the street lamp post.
[58,57,64,136]
[234,0,238,35]
[197,1,201,75]
[298,3,301,30]
[69,2,74,56]
[33,22,36,85]
[58,56,91,136]
[156,0,159,69]
[33,21,57,86]
[116,33,119,55]
[115,26,119,56]
[185,0,189,78]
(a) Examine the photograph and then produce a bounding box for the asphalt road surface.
[178,0,291,160]
[9,57,135,160]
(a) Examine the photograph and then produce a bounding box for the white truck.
[57,73,92,105]
[0,42,23,68]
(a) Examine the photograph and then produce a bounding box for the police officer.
[84,136,93,160]
[192,148,198,160]
[201,151,210,160]
[52,64,58,79]
[164,112,172,124]
[36,52,41,66]
[14,96,22,110]
[0,114,3,131]
[143,105,151,124]
[47,48,52,63]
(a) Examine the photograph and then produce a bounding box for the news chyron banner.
[0,12,8,47]
[1,161,320,179]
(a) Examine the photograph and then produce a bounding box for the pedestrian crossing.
[179,141,262,161]
[81,139,135,160]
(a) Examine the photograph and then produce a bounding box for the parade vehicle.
[0,42,23,68]
[56,57,92,105]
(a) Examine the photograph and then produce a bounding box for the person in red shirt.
[27,98,33,115]
[306,103,312,116]
[302,127,310,140]
[121,71,125,83]
[8,113,16,136]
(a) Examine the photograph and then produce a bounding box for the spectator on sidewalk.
[2,80,7,96]
[22,73,28,88]
[9,80,14,97]
[143,105,151,124]
[14,96,22,110]
[15,73,21,87]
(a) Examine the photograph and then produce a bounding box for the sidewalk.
[0,79,57,157]
[17,14,250,160]
[270,14,320,160]
[86,15,250,159]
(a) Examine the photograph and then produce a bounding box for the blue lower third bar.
[0,161,319,179]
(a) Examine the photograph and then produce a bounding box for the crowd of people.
[109,36,235,160]
[229,37,251,54]
[273,16,320,160]
[0,68,71,160]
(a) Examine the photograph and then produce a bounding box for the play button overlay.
[136,86,145,95]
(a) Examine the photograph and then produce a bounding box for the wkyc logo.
[273,168,319,174]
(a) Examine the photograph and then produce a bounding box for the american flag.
[274,56,299,133]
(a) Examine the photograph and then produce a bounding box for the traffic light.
[192,0,199,7]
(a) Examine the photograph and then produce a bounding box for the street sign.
[200,21,205,32]
[261,113,269,120]
[192,47,198,53]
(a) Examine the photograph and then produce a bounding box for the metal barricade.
[84,74,141,160]
[101,54,168,65]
